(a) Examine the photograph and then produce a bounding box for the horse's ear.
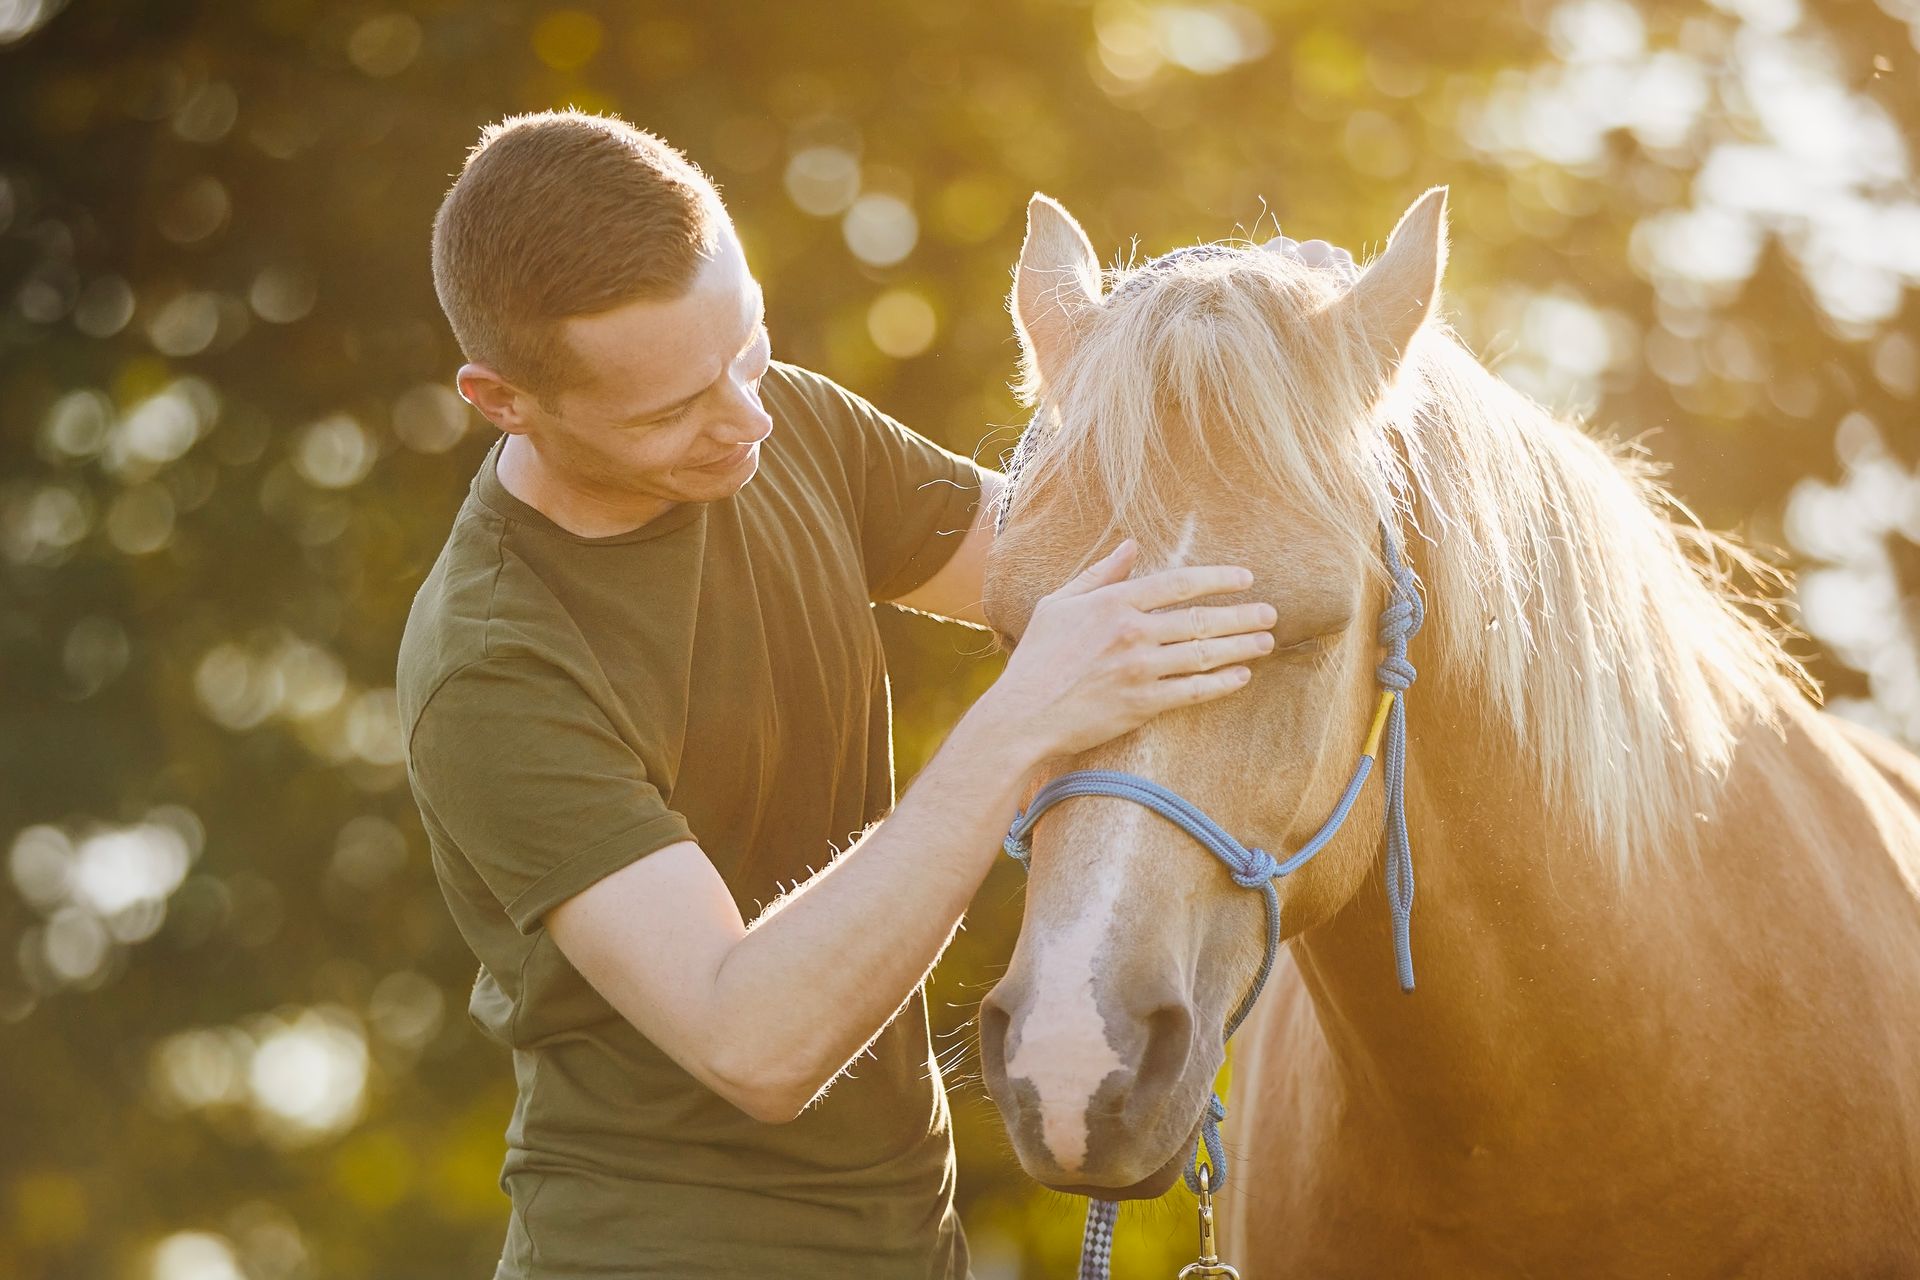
[1012,193,1102,388]
[1333,186,1449,366]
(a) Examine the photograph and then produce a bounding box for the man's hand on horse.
[982,540,1275,761]
[1262,233,1360,283]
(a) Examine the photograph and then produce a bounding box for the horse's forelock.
[1008,243,1396,567]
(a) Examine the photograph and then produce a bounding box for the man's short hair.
[431,109,726,401]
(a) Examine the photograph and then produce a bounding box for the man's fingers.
[1149,666,1253,710]
[1118,564,1253,612]
[1149,631,1274,677]
[1295,238,1328,265]
[1270,236,1360,283]
[1054,539,1138,598]
[1299,239,1359,282]
[1144,601,1276,644]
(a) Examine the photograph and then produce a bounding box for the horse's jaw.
[1045,1139,1191,1201]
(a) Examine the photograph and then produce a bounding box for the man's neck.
[496,433,677,538]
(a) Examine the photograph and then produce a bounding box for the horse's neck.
[1285,671,1806,1144]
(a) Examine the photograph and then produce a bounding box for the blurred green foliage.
[3,0,1917,1277]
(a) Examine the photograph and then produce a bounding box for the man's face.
[531,220,774,507]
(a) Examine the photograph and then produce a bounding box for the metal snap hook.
[1176,1163,1241,1279]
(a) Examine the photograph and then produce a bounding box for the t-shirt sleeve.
[405,657,695,934]
[790,367,991,601]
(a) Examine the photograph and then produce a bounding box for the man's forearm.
[556,546,1270,1123]
[704,700,1042,1117]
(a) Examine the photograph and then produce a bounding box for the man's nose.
[720,385,774,444]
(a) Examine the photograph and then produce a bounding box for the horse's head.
[978,189,1449,1195]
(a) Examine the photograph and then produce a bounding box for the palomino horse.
[978,187,1920,1276]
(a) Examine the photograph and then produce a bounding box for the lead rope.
[1003,525,1423,1280]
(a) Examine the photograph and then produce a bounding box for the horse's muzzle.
[979,978,1215,1194]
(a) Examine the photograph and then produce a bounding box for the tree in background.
[2,1,1915,1276]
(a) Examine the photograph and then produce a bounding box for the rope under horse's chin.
[1001,524,1424,1280]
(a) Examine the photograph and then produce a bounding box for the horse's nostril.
[1134,999,1197,1099]
[977,993,1014,1088]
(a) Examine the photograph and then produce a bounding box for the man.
[397,109,1279,1277]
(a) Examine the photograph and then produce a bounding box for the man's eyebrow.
[624,356,724,421]
[623,381,708,423]
[620,284,767,423]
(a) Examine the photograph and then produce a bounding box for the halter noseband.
[1000,524,1424,1280]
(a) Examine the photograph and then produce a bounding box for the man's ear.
[1324,186,1449,369]
[1010,193,1102,394]
[457,363,535,435]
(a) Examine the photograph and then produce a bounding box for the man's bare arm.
[544,709,1034,1123]
[546,542,1278,1122]
[889,471,1005,628]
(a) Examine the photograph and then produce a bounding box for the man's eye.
[650,402,695,426]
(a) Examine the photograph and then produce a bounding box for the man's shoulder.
[761,361,893,440]
[762,359,848,408]
[394,496,584,732]
[753,362,871,511]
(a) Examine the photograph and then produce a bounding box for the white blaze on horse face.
[1003,857,1127,1171]
[1004,735,1162,1172]
[1168,512,1199,568]
[1001,524,1198,1172]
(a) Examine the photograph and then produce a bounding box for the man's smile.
[692,440,759,473]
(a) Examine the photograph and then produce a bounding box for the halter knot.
[1003,825,1032,866]
[1380,550,1425,637]
[1230,848,1280,889]
[1375,652,1418,691]
[1374,547,1425,692]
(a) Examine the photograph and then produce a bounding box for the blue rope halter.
[1001,524,1424,1280]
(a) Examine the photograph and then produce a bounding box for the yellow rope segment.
[1363,689,1396,758]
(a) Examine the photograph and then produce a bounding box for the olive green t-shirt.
[396,362,988,1278]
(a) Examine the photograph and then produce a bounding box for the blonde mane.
[1004,244,1809,875]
